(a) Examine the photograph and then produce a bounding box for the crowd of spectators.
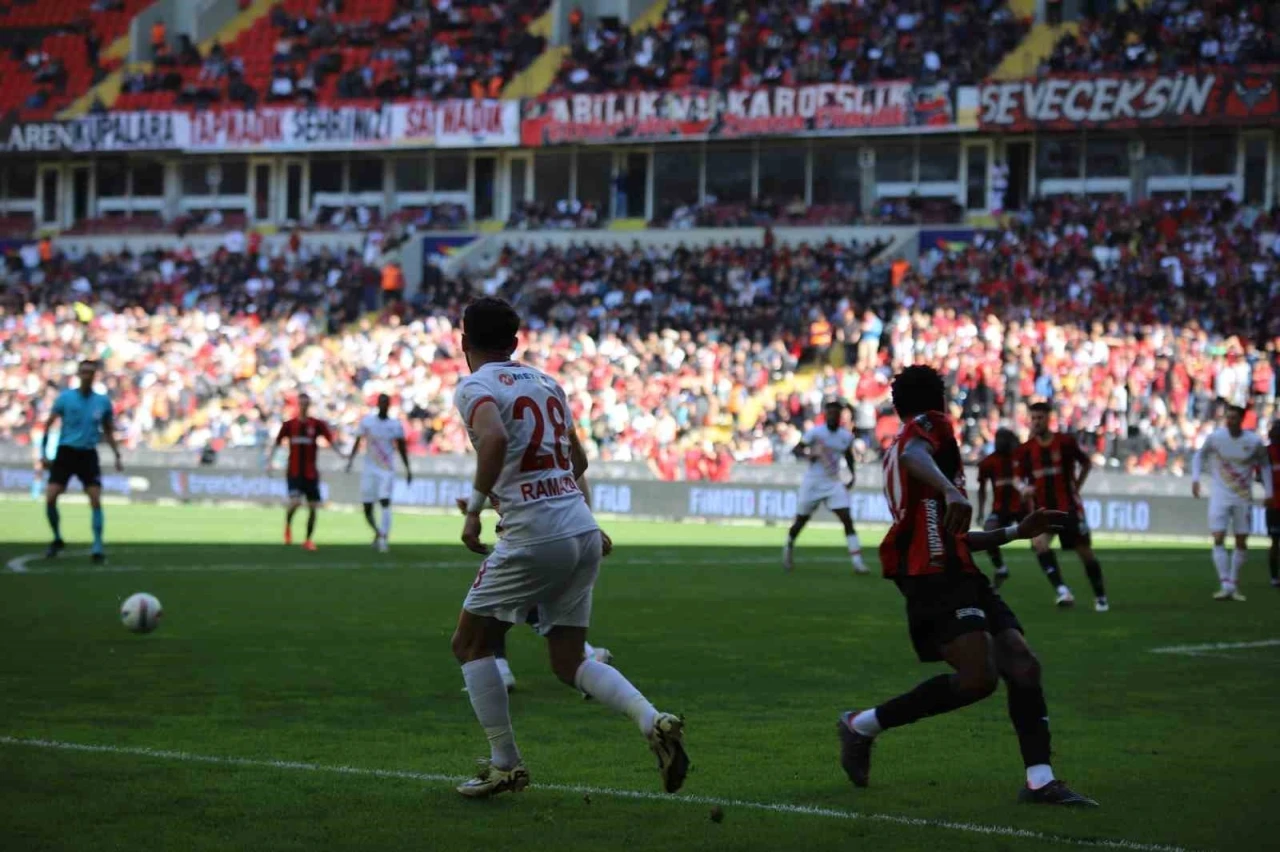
[116,0,549,111]
[3,194,1280,481]
[506,199,603,230]
[552,0,1028,95]
[1043,0,1280,75]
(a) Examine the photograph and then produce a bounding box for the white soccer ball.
[121,592,163,634]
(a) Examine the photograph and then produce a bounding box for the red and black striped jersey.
[277,417,334,479]
[977,451,1023,516]
[879,411,981,579]
[1015,433,1087,511]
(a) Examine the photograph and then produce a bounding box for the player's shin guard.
[874,674,988,730]
[46,503,61,539]
[574,659,658,734]
[90,507,104,552]
[380,506,392,539]
[1083,559,1106,598]
[1212,544,1229,586]
[1006,678,1051,769]
[1037,551,1064,589]
[1229,548,1246,588]
[461,658,520,769]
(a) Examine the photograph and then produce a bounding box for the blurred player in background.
[783,399,868,574]
[977,429,1025,588]
[346,393,412,553]
[1191,404,1269,601]
[1016,402,1109,612]
[838,365,1096,807]
[268,392,338,551]
[39,359,123,564]
[449,297,687,799]
[1267,420,1280,589]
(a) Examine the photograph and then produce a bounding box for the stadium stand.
[550,0,1030,94]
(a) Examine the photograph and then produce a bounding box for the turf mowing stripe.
[0,736,1197,852]
[1149,639,1280,655]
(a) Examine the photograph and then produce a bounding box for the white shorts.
[360,467,395,503]
[797,479,850,517]
[1208,500,1251,536]
[463,530,602,631]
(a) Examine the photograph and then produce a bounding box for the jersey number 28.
[514,395,570,472]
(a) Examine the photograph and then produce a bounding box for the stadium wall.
[0,463,1237,538]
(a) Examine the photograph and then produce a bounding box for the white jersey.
[357,413,405,472]
[1192,427,1267,503]
[453,360,597,546]
[801,425,855,486]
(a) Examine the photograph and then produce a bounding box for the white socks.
[1026,763,1055,790]
[494,657,514,683]
[847,533,865,568]
[461,658,520,769]
[583,641,595,659]
[1212,545,1229,586]
[574,659,658,734]
[380,506,392,539]
[851,708,882,737]
[1230,548,1246,587]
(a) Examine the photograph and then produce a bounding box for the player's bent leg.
[783,514,811,572]
[452,611,526,797]
[1033,539,1072,604]
[1074,542,1107,611]
[44,482,65,557]
[840,631,998,789]
[833,508,868,574]
[86,485,106,563]
[994,630,1098,806]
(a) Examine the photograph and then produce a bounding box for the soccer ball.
[120,592,163,634]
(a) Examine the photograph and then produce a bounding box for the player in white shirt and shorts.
[345,394,411,552]
[1191,404,1271,601]
[449,297,688,799]
[783,399,868,574]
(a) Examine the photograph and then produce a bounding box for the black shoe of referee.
[837,711,874,788]
[45,539,65,559]
[1018,780,1099,807]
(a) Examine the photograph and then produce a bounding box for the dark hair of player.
[1225,403,1246,415]
[890,365,946,418]
[462,297,521,354]
[824,399,843,411]
[994,427,1018,454]
[1028,400,1053,414]
[78,359,98,370]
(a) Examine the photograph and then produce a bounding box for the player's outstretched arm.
[37,406,61,472]
[900,438,970,533]
[966,509,1067,550]
[1072,437,1092,492]
[346,436,362,472]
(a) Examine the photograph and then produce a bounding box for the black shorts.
[897,572,1023,663]
[1051,506,1091,549]
[983,510,1027,530]
[1267,508,1280,538]
[286,476,322,503]
[49,446,101,489]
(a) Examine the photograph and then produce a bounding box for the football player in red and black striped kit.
[267,392,339,551]
[977,428,1026,588]
[1015,401,1108,611]
[837,365,1096,807]
[1266,420,1280,588]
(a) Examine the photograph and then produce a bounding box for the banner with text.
[186,100,519,152]
[521,82,955,146]
[1,111,189,153]
[978,66,1280,131]
[0,465,1242,540]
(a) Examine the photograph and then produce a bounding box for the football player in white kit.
[346,393,412,552]
[783,399,868,574]
[1191,404,1272,601]
[449,297,687,799]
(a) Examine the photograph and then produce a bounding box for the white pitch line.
[0,736,1195,852]
[1149,639,1280,656]
[2,553,853,576]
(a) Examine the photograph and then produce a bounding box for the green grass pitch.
[1,500,1277,852]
